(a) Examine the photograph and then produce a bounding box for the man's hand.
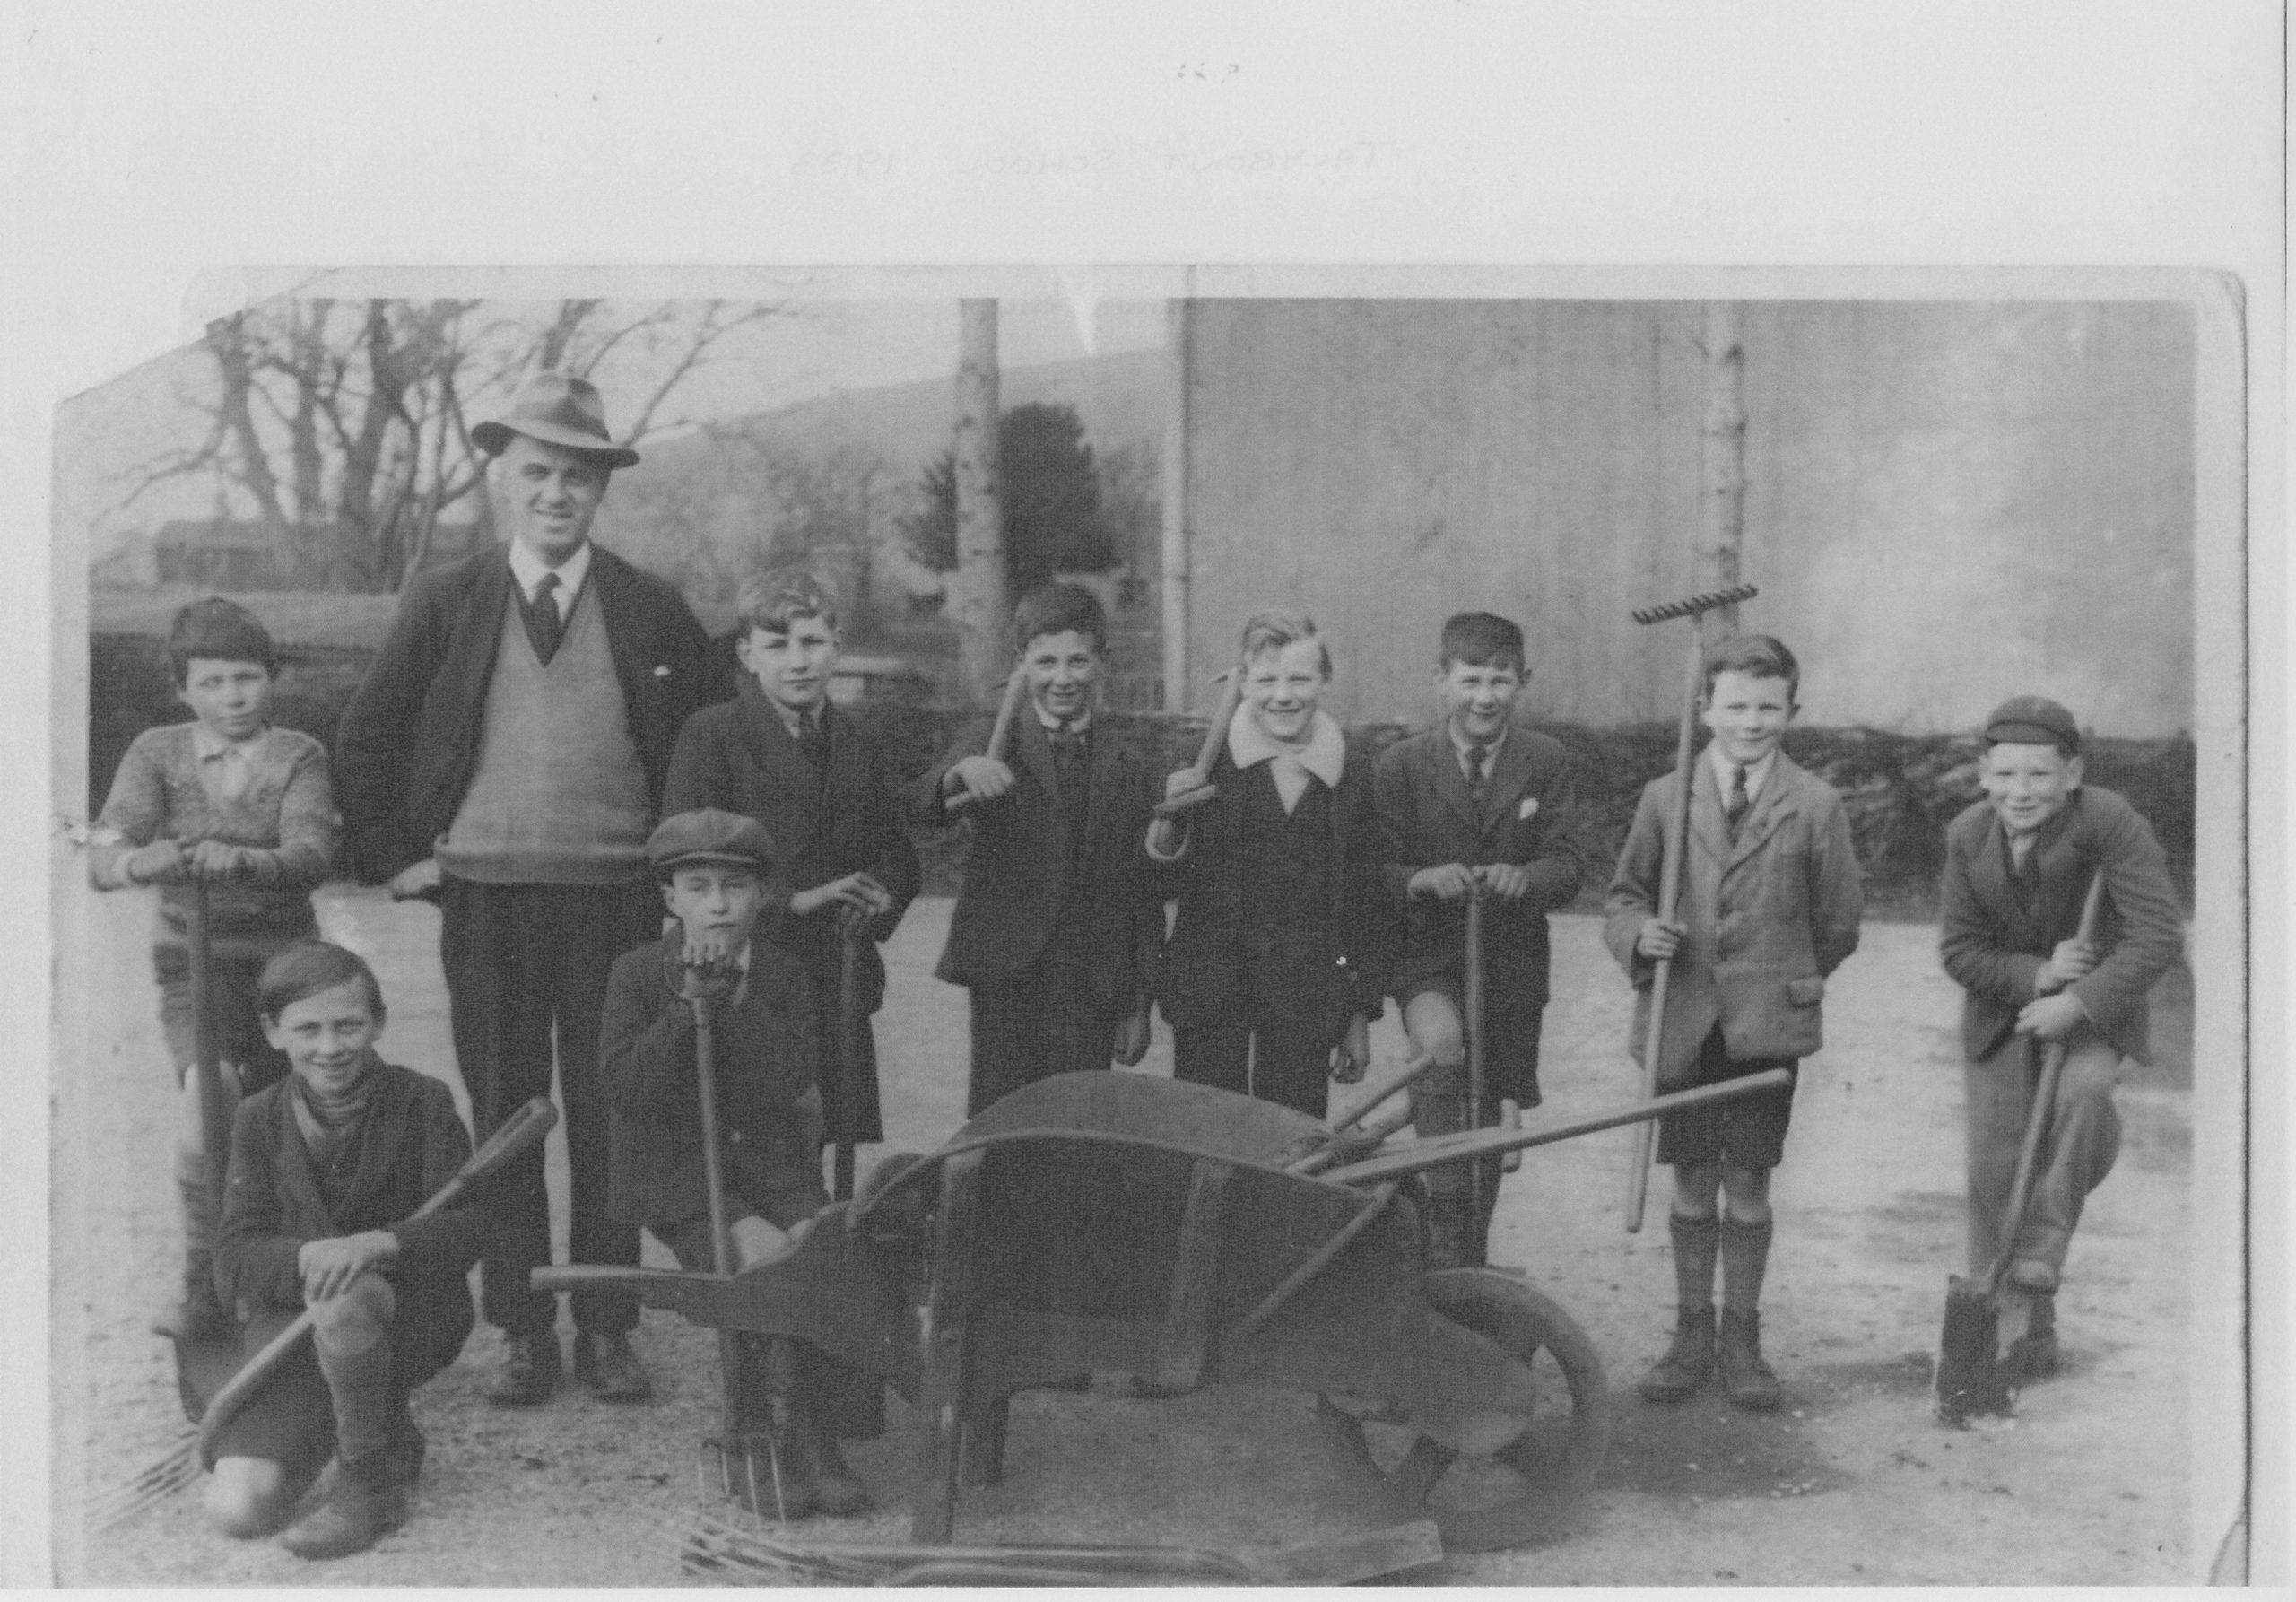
[387,858,445,902]
[947,755,1015,805]
[1409,863,1477,901]
[1476,862,1533,901]
[791,871,891,921]
[299,1231,397,1302]
[126,839,187,885]
[1328,1014,1371,1083]
[2015,991,2088,1041]
[1635,918,1687,961]
[2036,937,2098,994]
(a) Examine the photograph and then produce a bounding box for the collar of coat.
[1226,705,1345,789]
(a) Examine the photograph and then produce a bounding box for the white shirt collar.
[1708,742,1777,803]
[1036,707,1092,735]
[1227,705,1346,790]
[508,538,591,611]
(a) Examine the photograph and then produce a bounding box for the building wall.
[1180,300,2195,736]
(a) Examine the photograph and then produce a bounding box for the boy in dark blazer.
[208,944,485,1560]
[1373,612,1592,1267]
[600,809,869,1519]
[334,372,731,1407]
[1605,634,1863,1411]
[660,569,919,1165]
[924,583,1161,1117]
[1149,611,1394,1119]
[1938,695,2182,1380]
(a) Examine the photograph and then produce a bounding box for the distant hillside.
[637,346,1165,491]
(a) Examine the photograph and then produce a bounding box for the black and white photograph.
[11,5,2280,1592]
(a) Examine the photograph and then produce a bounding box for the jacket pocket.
[1786,976,1825,1007]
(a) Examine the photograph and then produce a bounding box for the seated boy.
[1937,695,2183,1379]
[1372,612,1591,1267]
[88,596,339,1341]
[924,582,1161,1117]
[662,570,918,1177]
[207,943,484,1560]
[1603,634,1863,1411]
[599,808,868,1519]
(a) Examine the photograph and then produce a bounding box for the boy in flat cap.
[599,809,870,1519]
[88,596,339,1342]
[1938,695,2183,1378]
[335,371,731,1406]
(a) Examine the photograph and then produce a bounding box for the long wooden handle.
[187,884,230,1233]
[691,990,750,1453]
[833,930,861,1202]
[1626,628,1708,1232]
[943,664,1029,814]
[1150,669,1242,819]
[1982,866,2109,1296]
[196,1095,558,1456]
[1464,882,1489,1224]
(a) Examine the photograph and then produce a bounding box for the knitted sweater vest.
[437,583,651,884]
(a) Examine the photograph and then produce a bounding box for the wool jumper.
[438,585,651,885]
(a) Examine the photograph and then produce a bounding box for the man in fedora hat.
[335,370,732,1406]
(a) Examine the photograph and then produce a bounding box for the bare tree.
[124,298,789,593]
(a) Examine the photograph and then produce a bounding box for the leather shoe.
[486,1328,561,1406]
[573,1331,655,1402]
[1636,1305,1716,1403]
[278,1470,406,1561]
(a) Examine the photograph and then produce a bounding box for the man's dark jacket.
[334,544,730,884]
[920,710,1161,1017]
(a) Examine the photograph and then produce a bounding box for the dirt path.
[56,883,2196,1585]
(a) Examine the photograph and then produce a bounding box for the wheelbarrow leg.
[913,1147,987,1543]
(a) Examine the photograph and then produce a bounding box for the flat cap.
[1982,694,2080,752]
[647,808,778,872]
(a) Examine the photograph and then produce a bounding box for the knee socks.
[1720,1215,1773,1313]
[314,1316,399,1479]
[1670,1213,1719,1311]
[173,1145,215,1301]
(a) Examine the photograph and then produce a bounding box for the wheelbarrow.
[535,1065,1789,1556]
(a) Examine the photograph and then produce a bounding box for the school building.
[1163,300,2198,738]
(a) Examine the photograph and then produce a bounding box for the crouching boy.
[1938,696,2182,1380]
[600,808,870,1519]
[207,943,483,1560]
[1604,635,1862,1410]
[1373,611,1591,1267]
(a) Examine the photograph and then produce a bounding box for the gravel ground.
[54,881,2199,1585]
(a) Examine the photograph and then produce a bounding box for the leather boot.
[2005,1292,2059,1380]
[1636,1305,1716,1403]
[277,1456,406,1561]
[796,1413,874,1518]
[1717,1308,1784,1411]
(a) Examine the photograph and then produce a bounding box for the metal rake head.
[1631,582,1759,625]
[83,1435,201,1534]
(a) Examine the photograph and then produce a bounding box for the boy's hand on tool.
[184,840,256,881]
[1409,863,1477,901]
[299,1231,397,1302]
[126,840,188,884]
[1328,1014,1371,1083]
[1111,1002,1152,1066]
[947,756,1015,805]
[677,943,742,1003]
[1475,862,1533,901]
[1635,918,1687,961]
[792,872,890,920]
[387,858,444,902]
[2037,937,2098,992]
[2015,991,2088,1040]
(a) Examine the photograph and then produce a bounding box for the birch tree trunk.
[1696,301,1747,648]
[952,299,1008,704]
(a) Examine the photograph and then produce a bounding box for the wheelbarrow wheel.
[1317,1269,1612,1552]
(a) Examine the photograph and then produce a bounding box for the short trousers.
[153,944,291,1094]
[1654,1025,1798,1171]
[203,1299,469,1473]
[1394,973,1546,1109]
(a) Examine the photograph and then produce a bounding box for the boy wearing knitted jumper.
[88,598,339,1341]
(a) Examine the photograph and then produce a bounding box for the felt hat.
[647,809,778,873]
[1982,694,2081,753]
[168,596,277,672]
[472,370,641,468]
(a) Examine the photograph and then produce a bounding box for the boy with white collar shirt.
[1148,611,1394,1119]
[1604,633,1863,1411]
[89,597,340,1342]
[1373,612,1593,1267]
[925,583,1161,1117]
